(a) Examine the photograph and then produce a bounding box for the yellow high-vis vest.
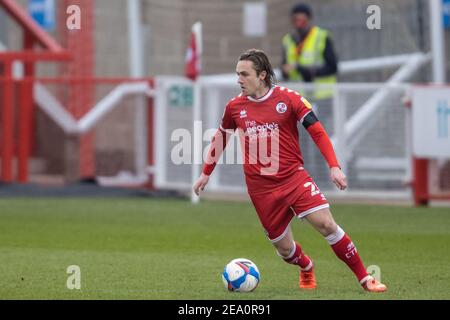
[282,26,336,100]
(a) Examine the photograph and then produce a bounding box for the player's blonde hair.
[239,49,276,88]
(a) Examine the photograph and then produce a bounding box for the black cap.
[291,3,312,18]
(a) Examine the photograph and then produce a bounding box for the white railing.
[154,78,414,200]
[34,82,154,135]
[33,81,155,185]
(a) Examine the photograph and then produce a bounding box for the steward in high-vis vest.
[281,3,338,100]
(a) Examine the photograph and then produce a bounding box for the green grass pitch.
[0,197,449,299]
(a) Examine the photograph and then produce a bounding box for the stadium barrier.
[0,71,155,186]
[155,78,413,200]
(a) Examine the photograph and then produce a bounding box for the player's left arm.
[302,112,347,190]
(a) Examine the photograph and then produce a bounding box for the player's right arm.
[193,103,236,195]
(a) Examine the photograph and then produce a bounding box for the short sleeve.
[292,94,313,122]
[219,102,236,131]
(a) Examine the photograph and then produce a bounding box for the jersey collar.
[247,86,275,103]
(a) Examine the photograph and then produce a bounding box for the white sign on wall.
[412,87,450,157]
[243,2,267,37]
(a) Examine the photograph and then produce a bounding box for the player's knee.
[276,246,292,258]
[273,242,293,258]
[319,219,338,236]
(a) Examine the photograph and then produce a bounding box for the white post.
[404,88,413,191]
[191,81,202,204]
[190,22,203,204]
[430,0,446,83]
[154,78,167,188]
[128,0,148,181]
[128,0,144,81]
[193,22,203,72]
[206,88,220,191]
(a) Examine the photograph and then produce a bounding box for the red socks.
[326,226,368,282]
[277,227,369,283]
[280,242,313,271]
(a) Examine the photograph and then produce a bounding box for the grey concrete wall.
[93,0,136,175]
[1,0,445,77]
[0,10,7,47]
[139,0,437,77]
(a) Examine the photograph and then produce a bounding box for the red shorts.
[248,169,329,242]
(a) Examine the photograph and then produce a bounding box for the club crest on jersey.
[301,97,313,109]
[240,110,247,118]
[276,102,287,114]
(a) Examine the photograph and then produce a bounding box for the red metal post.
[24,31,36,158]
[0,0,71,184]
[17,78,33,183]
[60,0,96,180]
[1,61,14,182]
[413,157,429,206]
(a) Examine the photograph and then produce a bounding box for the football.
[221,258,260,292]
